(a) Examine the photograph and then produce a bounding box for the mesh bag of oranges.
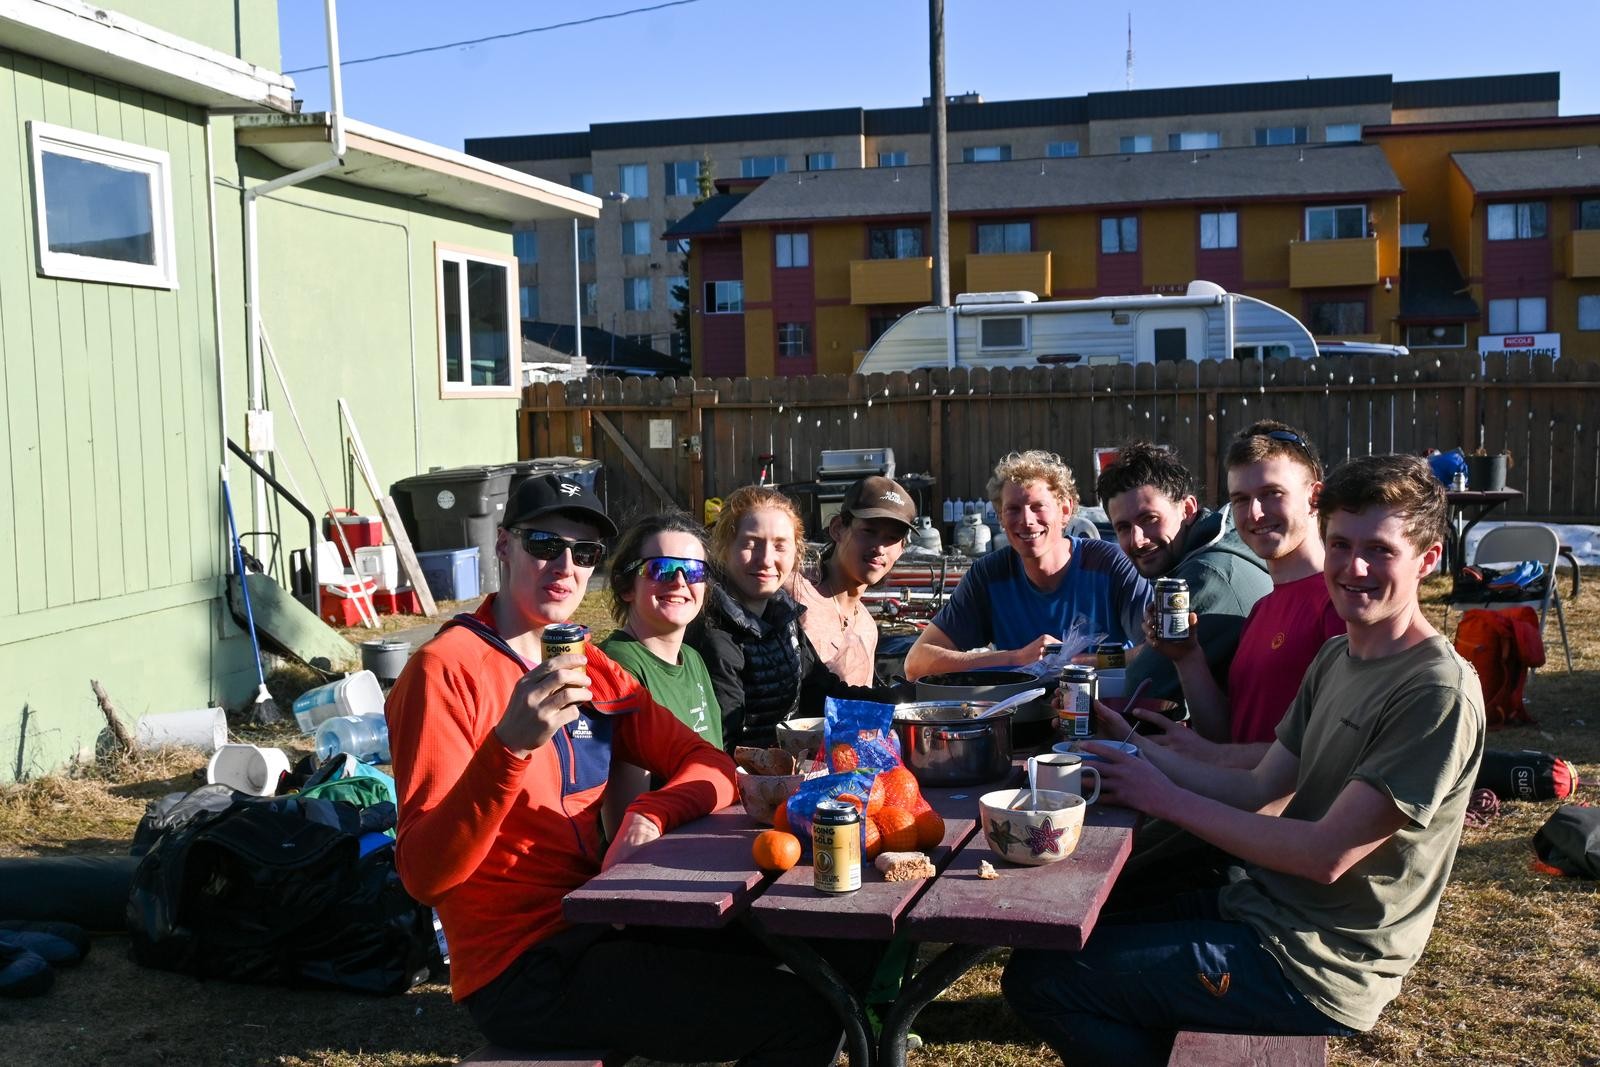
[822,698,904,775]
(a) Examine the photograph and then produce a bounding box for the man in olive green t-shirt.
[1004,454,1486,1067]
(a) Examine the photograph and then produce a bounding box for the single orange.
[863,817,883,860]
[752,830,802,873]
[865,774,887,816]
[913,808,945,849]
[873,807,918,853]
[772,800,791,835]
[830,743,860,772]
[880,767,922,811]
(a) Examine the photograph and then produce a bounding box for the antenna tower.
[1126,13,1134,91]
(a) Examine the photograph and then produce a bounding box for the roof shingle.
[1451,145,1600,194]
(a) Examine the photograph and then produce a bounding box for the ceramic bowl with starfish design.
[977,788,1086,866]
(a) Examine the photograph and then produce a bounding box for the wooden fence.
[518,352,1600,525]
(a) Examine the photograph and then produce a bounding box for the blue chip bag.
[823,697,903,774]
[784,769,877,854]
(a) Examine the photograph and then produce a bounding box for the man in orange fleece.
[388,473,845,1064]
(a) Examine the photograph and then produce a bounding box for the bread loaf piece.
[873,850,935,882]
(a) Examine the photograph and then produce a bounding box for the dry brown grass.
[3,577,1598,1066]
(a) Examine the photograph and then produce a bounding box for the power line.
[285,0,705,74]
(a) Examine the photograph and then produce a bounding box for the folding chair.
[1445,523,1572,672]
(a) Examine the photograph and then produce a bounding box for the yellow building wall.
[1035,213,1097,293]
[743,308,775,378]
[949,218,973,295]
[1141,206,1197,289]
[741,229,773,306]
[812,224,858,302]
[1241,204,1300,285]
[816,304,867,374]
[1446,167,1476,276]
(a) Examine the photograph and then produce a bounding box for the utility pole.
[929,0,950,307]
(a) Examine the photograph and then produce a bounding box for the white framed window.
[1578,295,1600,331]
[583,281,598,317]
[1046,140,1079,158]
[519,284,538,320]
[1305,204,1367,241]
[777,322,810,357]
[1168,131,1220,150]
[577,226,596,263]
[667,276,688,310]
[1400,223,1430,248]
[1488,297,1546,333]
[436,244,518,396]
[775,232,810,268]
[1325,123,1361,143]
[1199,211,1237,250]
[1580,199,1600,231]
[1119,135,1153,153]
[878,150,908,167]
[962,145,1011,163]
[868,226,924,260]
[624,276,652,311]
[622,220,651,256]
[1487,202,1547,241]
[664,160,701,197]
[704,280,743,314]
[1255,126,1306,146]
[619,163,648,198]
[513,229,538,265]
[978,316,1028,351]
[1404,324,1466,348]
[806,152,835,170]
[741,155,788,178]
[1101,216,1138,254]
[28,121,177,289]
[977,221,1030,254]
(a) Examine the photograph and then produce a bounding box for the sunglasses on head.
[627,556,708,584]
[513,528,607,567]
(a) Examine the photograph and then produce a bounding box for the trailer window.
[1233,344,1293,360]
[978,317,1027,351]
[1153,328,1188,363]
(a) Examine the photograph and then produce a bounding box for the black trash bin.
[390,464,516,594]
[508,457,605,506]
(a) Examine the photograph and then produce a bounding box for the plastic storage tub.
[418,546,481,601]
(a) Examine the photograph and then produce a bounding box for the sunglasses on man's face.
[513,528,606,568]
[627,556,708,584]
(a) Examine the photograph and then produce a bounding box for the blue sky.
[277,1,1600,150]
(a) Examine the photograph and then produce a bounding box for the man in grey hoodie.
[1097,443,1271,711]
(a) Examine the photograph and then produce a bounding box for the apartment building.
[465,72,1558,364]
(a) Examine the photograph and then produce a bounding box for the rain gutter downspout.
[242,0,346,531]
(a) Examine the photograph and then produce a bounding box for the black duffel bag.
[127,791,432,995]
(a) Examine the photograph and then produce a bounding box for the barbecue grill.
[782,447,936,535]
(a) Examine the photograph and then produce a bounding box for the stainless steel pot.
[915,670,1053,724]
[892,700,1014,787]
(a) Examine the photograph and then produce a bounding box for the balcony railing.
[850,257,933,305]
[1289,236,1380,289]
[965,251,1051,296]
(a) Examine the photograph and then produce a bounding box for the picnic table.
[564,768,1138,1067]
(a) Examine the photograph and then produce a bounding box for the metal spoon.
[1118,678,1154,744]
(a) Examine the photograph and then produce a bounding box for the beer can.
[1094,641,1126,670]
[1155,578,1190,641]
[542,623,589,661]
[1053,664,1098,740]
[812,800,862,894]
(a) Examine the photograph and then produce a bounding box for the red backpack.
[1453,607,1545,727]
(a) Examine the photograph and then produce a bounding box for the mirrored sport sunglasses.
[627,556,708,584]
[514,528,607,568]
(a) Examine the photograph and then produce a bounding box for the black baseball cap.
[501,473,618,538]
[842,475,917,530]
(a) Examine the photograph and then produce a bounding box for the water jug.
[911,516,942,554]
[315,713,391,765]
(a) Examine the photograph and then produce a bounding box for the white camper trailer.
[856,280,1327,375]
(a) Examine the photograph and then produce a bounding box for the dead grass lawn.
[2,578,1597,1066]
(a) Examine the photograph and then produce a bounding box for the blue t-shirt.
[930,538,1151,652]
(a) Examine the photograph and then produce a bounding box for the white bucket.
[207,743,291,796]
[291,669,384,734]
[135,707,228,753]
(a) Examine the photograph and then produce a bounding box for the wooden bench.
[458,1047,614,1067]
[1167,1031,1327,1066]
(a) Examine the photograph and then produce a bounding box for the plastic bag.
[1024,617,1108,678]
[823,697,902,773]
[783,770,877,853]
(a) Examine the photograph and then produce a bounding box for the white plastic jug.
[315,713,390,765]
[292,670,384,734]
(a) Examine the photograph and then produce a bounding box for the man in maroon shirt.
[1102,420,1344,769]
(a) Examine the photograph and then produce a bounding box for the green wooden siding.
[0,51,222,654]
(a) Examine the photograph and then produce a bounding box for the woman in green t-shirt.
[598,512,723,836]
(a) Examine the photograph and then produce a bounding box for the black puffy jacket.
[688,585,895,750]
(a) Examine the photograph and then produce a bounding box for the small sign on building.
[648,419,673,449]
[1479,333,1561,359]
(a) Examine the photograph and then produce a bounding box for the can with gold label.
[812,800,862,894]
[1155,578,1191,641]
[1094,641,1126,670]
[542,623,589,661]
